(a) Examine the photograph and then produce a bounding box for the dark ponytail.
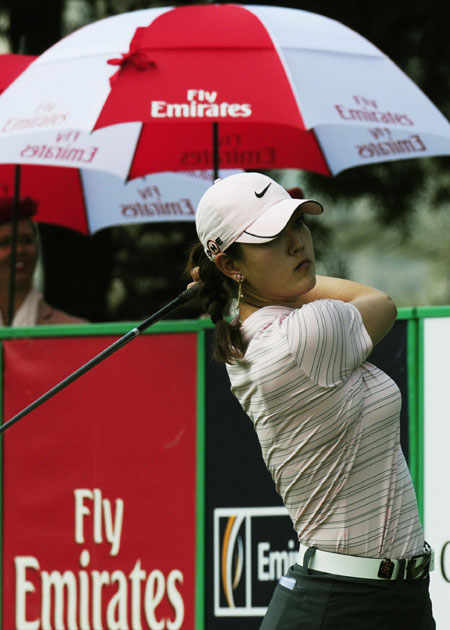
[186,241,246,363]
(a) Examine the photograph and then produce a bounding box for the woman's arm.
[301,275,397,346]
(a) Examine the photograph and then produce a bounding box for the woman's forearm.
[301,275,397,346]
[301,275,386,303]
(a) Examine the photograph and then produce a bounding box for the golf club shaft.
[0,285,199,433]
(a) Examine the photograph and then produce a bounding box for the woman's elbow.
[385,293,398,324]
[371,293,398,345]
[355,291,398,346]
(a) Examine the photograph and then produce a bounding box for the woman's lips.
[15,259,29,272]
[295,259,310,271]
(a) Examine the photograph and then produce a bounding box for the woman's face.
[0,219,38,293]
[230,209,316,308]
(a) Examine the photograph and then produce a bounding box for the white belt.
[298,543,434,581]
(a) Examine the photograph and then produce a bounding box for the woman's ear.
[214,252,240,280]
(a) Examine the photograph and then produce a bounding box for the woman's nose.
[15,240,25,254]
[286,227,304,254]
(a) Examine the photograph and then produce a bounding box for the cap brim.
[235,199,323,244]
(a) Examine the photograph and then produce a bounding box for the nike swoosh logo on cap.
[255,183,271,198]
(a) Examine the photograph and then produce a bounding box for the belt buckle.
[406,552,431,580]
[378,559,395,579]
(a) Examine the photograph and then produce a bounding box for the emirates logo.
[151,89,252,119]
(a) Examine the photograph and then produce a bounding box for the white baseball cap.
[195,172,323,260]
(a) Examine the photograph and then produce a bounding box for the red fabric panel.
[95,4,305,131]
[0,164,89,233]
[129,122,330,178]
[136,4,275,49]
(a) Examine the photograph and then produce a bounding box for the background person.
[0,197,86,326]
[187,172,435,629]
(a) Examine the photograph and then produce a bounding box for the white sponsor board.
[423,316,450,627]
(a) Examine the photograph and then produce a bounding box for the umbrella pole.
[7,34,28,325]
[212,121,219,180]
[7,164,21,326]
[0,285,199,434]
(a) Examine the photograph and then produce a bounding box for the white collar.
[0,288,43,327]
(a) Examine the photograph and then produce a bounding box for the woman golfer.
[188,172,435,629]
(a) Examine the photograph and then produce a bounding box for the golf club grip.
[0,284,199,433]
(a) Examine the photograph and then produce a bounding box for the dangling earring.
[235,272,245,308]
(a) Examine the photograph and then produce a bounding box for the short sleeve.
[284,299,373,387]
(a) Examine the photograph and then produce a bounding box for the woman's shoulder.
[238,300,362,352]
[240,304,292,336]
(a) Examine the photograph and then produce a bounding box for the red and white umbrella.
[0,4,448,179]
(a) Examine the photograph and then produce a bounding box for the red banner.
[2,334,197,630]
